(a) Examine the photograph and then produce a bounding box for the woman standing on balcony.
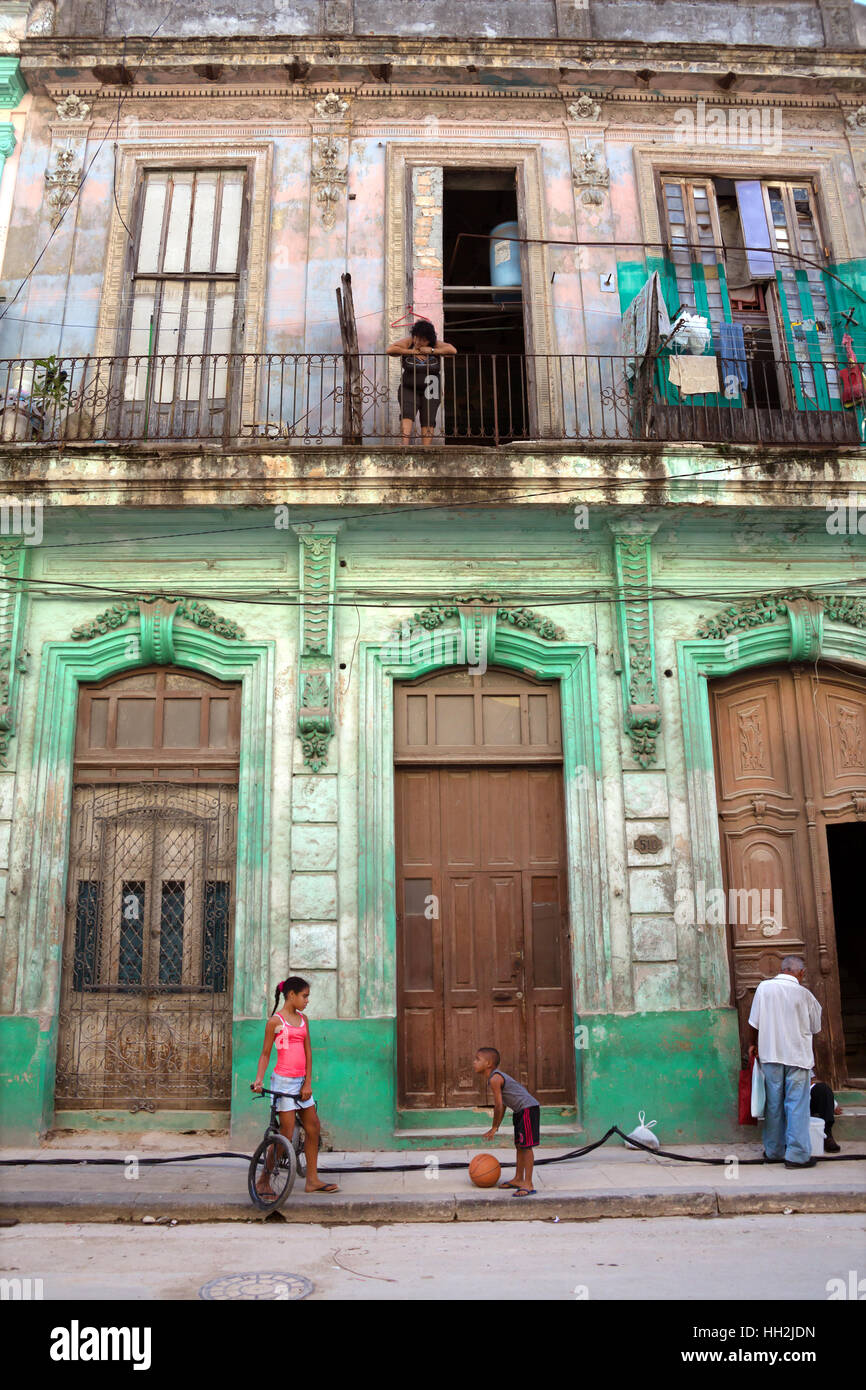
[387,321,456,447]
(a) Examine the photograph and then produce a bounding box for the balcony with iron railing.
[0,350,862,450]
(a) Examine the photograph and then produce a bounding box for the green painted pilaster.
[293,524,342,771]
[609,522,662,768]
[0,58,26,112]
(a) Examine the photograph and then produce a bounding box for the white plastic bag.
[670,312,711,355]
[625,1110,660,1151]
[751,1058,766,1120]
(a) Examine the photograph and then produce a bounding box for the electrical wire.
[0,4,179,328]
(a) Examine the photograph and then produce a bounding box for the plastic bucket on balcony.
[490,221,522,304]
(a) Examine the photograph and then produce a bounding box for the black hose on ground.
[0,1125,863,1170]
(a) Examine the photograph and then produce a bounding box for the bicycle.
[248,1086,306,1212]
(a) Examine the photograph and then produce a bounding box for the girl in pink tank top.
[251,976,339,1194]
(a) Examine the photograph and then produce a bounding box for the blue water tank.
[489,221,522,303]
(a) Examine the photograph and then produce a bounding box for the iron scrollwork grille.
[57,782,238,1110]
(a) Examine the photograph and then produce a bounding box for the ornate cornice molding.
[71,596,245,650]
[399,594,565,644]
[697,590,866,660]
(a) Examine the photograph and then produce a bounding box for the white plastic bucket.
[809,1116,826,1157]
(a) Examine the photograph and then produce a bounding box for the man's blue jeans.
[761,1062,812,1164]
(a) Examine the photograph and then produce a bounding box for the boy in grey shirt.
[474,1046,540,1196]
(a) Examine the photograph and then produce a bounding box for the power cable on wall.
[0,5,179,327]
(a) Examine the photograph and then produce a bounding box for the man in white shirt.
[748,956,822,1169]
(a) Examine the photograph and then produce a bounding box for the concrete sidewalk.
[1,1132,864,1224]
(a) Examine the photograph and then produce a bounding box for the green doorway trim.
[14,624,274,1132]
[677,612,866,1010]
[358,622,611,1019]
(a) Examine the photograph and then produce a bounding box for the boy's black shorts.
[513,1105,541,1149]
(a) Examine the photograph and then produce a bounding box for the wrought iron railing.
[0,351,861,448]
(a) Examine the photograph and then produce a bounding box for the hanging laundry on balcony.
[719,322,749,391]
[668,354,720,396]
[621,271,671,380]
[840,333,865,410]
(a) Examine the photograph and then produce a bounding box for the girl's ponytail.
[270,975,310,1014]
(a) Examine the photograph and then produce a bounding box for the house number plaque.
[634,834,663,854]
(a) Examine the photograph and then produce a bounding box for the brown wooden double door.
[710,663,866,1086]
[396,765,574,1108]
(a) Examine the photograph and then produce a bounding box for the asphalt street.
[3,1213,864,1300]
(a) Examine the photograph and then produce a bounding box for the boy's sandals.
[512,1187,536,1196]
[306,1182,340,1194]
[498,1179,522,1189]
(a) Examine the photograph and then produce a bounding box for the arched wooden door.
[395,667,574,1109]
[710,663,866,1087]
[56,668,241,1112]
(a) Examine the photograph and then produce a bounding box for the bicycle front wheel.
[248,1133,297,1212]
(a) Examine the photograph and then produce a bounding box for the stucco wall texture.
[53,0,855,46]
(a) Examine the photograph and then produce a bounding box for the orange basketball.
[469,1153,501,1188]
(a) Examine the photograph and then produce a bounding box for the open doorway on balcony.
[442,168,528,443]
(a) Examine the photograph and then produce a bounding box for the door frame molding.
[12,627,274,1089]
[359,626,611,1017]
[677,619,866,1008]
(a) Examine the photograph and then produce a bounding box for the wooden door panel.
[447,1007,484,1105]
[446,876,480,992]
[397,751,574,1109]
[488,874,523,991]
[714,678,796,803]
[526,769,562,863]
[484,768,524,867]
[533,1005,573,1099]
[711,664,866,1087]
[814,680,866,800]
[400,1008,439,1107]
[720,825,805,947]
[441,770,479,868]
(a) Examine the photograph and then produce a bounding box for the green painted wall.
[231,1017,397,1148]
[0,1015,54,1144]
[581,1007,743,1145]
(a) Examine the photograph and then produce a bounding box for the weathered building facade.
[0,0,864,1147]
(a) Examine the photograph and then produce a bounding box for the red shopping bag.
[738,1055,758,1126]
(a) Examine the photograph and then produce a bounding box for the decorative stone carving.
[71,596,245,645]
[398,594,565,643]
[698,592,866,639]
[567,94,601,123]
[846,106,866,134]
[572,143,610,205]
[26,0,55,36]
[54,95,92,123]
[314,91,350,121]
[610,526,661,768]
[311,135,348,230]
[294,525,342,771]
[44,146,82,226]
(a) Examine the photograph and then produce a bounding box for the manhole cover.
[198,1273,313,1301]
